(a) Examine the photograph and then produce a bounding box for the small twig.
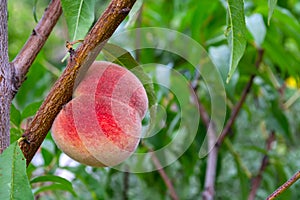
[143,144,179,200]
[191,78,218,200]
[193,48,264,200]
[267,170,300,200]
[248,131,276,200]
[196,101,217,200]
[151,152,179,200]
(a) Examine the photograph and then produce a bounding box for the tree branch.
[12,0,62,89]
[200,103,218,200]
[216,49,264,146]
[0,0,11,153]
[195,48,264,199]
[248,131,275,200]
[19,0,137,166]
[267,170,300,200]
[149,149,179,200]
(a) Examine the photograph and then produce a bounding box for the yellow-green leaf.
[226,0,247,83]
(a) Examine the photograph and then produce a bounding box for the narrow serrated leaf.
[61,0,96,41]
[226,0,247,83]
[31,175,77,196]
[268,0,278,25]
[0,142,34,200]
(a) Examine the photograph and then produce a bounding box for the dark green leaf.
[10,103,21,127]
[21,101,42,120]
[226,0,247,83]
[32,0,38,23]
[31,175,73,188]
[61,0,96,41]
[10,128,22,144]
[0,142,34,200]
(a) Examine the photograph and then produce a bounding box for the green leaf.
[226,0,247,83]
[31,175,76,196]
[21,101,42,120]
[268,0,278,25]
[61,0,96,41]
[270,100,291,139]
[32,0,38,23]
[10,128,22,144]
[10,103,21,127]
[33,183,77,197]
[0,142,34,200]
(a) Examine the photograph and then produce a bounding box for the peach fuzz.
[51,61,148,167]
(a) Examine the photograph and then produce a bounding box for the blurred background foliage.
[8,0,300,199]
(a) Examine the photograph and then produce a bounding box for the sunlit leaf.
[0,142,34,200]
[268,0,278,25]
[61,0,96,41]
[31,175,76,196]
[226,0,247,83]
[10,103,21,127]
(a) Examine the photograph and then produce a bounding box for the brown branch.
[200,104,218,200]
[216,48,264,146]
[150,150,179,200]
[19,0,137,166]
[190,77,218,200]
[12,0,62,89]
[0,0,12,153]
[267,170,300,200]
[122,171,129,200]
[194,48,264,200]
[191,72,218,200]
[142,143,179,200]
[248,131,276,200]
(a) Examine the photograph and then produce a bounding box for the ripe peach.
[51,61,148,167]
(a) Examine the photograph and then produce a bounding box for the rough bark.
[0,0,12,154]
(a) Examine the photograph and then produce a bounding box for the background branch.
[142,143,179,200]
[19,0,137,166]
[150,149,179,200]
[216,49,264,146]
[248,131,275,200]
[12,0,62,89]
[200,103,218,200]
[195,48,264,200]
[267,170,300,200]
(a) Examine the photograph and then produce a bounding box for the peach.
[51,61,148,167]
